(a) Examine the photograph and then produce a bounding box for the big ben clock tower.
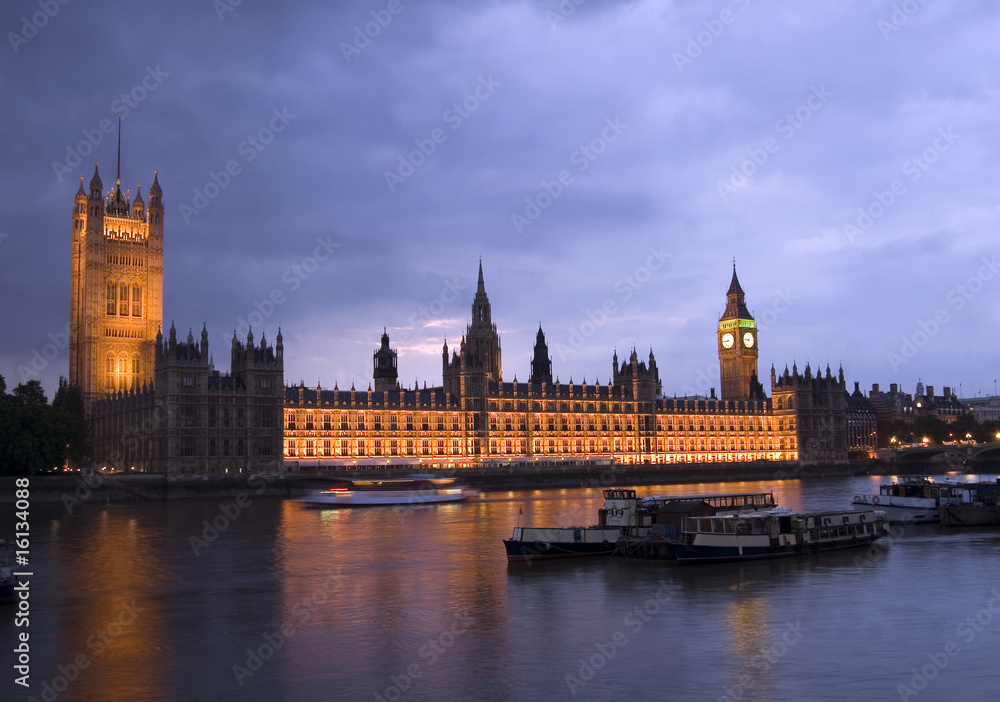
[718,263,760,401]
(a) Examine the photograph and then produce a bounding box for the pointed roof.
[150,170,161,196]
[76,176,85,197]
[89,162,102,191]
[476,259,486,295]
[727,263,745,296]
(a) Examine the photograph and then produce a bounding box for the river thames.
[5,474,1000,702]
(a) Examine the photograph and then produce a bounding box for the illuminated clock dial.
[722,332,734,349]
[743,332,755,348]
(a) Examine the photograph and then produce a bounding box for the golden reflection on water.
[54,507,166,702]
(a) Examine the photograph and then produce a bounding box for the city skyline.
[2,1,999,400]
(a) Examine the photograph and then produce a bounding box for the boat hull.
[851,497,938,524]
[674,532,882,564]
[940,504,1000,527]
[504,526,621,562]
[504,540,617,562]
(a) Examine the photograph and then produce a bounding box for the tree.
[52,377,92,466]
[0,378,73,475]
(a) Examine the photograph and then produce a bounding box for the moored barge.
[673,508,885,565]
[504,489,777,562]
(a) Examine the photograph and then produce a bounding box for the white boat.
[299,476,479,507]
[851,477,971,524]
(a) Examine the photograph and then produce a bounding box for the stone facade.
[90,325,284,473]
[70,163,163,408]
[280,264,860,469]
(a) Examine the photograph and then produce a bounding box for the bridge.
[893,443,1000,464]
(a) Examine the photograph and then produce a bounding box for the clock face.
[721,332,734,349]
[743,332,755,348]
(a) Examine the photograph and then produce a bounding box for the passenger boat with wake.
[299,476,479,507]
[673,508,886,564]
[851,477,971,524]
[504,489,777,562]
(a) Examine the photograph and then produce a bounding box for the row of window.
[106,354,141,391]
[179,437,274,457]
[106,283,142,317]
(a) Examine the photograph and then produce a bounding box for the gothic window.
[119,285,129,316]
[107,284,116,315]
[131,355,140,388]
[106,355,115,390]
[132,285,141,317]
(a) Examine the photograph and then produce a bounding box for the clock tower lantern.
[718,264,762,401]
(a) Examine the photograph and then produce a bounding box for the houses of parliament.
[72,158,856,473]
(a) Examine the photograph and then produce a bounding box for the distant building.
[845,382,877,456]
[964,396,1000,424]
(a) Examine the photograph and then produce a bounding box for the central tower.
[717,264,759,401]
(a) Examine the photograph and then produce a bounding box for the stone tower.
[717,264,760,402]
[70,141,163,409]
[529,325,552,385]
[373,329,400,392]
[442,261,502,397]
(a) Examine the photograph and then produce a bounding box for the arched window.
[131,355,140,388]
[106,283,116,315]
[132,285,141,317]
[106,355,115,390]
[119,285,129,316]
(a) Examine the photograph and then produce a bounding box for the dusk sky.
[2,0,998,400]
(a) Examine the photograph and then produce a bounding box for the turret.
[200,324,209,358]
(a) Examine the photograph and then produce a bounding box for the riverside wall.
[0,459,938,505]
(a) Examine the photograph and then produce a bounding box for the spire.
[727,262,745,296]
[115,113,122,184]
[150,170,161,197]
[89,162,102,196]
[76,176,85,198]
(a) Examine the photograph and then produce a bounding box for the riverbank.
[0,458,946,505]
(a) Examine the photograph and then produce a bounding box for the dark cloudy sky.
[2,0,999,400]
